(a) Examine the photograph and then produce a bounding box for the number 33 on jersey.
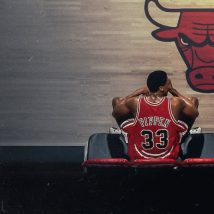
[121,96,188,160]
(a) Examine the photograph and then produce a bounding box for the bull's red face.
[153,12,214,93]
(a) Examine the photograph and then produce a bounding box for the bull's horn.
[159,0,214,9]
[145,0,180,28]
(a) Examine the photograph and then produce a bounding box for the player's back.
[121,96,188,160]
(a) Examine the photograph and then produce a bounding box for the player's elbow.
[195,109,199,118]
[112,97,124,109]
[189,97,199,109]
[112,97,121,119]
[191,108,199,119]
[112,97,118,108]
[112,110,117,120]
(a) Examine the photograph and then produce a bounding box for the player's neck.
[147,92,165,103]
[149,92,165,98]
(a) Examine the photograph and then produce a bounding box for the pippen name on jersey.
[138,116,171,128]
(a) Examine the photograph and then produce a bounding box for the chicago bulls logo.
[145,0,214,93]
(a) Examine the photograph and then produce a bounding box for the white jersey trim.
[133,95,142,126]
[144,96,165,106]
[134,143,175,159]
[120,119,135,129]
[120,119,135,144]
[168,98,188,135]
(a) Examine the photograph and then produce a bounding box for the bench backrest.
[85,133,128,160]
[181,133,214,159]
[85,133,214,160]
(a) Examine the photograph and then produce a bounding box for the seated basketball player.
[112,70,199,160]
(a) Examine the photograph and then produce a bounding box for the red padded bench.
[181,158,214,167]
[83,133,214,172]
[83,158,177,167]
[82,158,129,167]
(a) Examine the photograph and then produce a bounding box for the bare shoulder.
[170,97,186,115]
[124,97,139,114]
[170,96,184,107]
[125,97,139,107]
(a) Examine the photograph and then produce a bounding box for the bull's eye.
[180,36,190,46]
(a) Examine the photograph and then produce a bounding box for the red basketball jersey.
[121,96,188,160]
